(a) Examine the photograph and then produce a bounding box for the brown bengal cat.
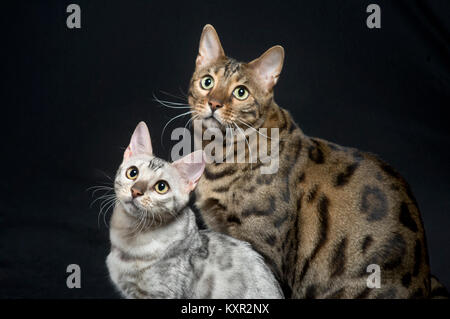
[186,24,448,299]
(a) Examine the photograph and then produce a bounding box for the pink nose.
[208,100,222,112]
[131,187,143,198]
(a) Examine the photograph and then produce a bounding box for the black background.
[1,0,449,298]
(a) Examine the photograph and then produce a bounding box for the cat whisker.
[89,188,114,199]
[161,110,195,147]
[155,98,190,106]
[223,123,235,160]
[159,90,188,102]
[142,211,151,232]
[153,93,192,108]
[235,118,277,141]
[90,193,115,208]
[136,210,147,236]
[87,185,114,193]
[127,210,144,238]
[102,199,118,229]
[127,215,139,238]
[87,185,114,200]
[184,113,199,132]
[150,210,155,230]
[87,185,113,191]
[178,87,189,98]
[143,210,154,233]
[99,196,116,215]
[168,211,176,218]
[99,200,112,229]
[157,213,163,228]
[233,122,253,169]
[97,197,117,229]
[143,211,152,232]
[138,210,147,233]
[94,169,115,182]
[156,101,192,108]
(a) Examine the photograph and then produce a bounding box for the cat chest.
[107,248,156,279]
[196,164,293,231]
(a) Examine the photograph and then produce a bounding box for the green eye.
[233,86,249,100]
[200,76,214,90]
[154,180,169,194]
[126,166,139,180]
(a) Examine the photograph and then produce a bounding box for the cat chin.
[202,116,226,130]
[120,200,148,217]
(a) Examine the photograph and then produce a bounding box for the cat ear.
[172,150,205,192]
[248,45,285,92]
[124,122,153,160]
[196,24,225,68]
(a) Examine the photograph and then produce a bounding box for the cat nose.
[208,100,223,112]
[131,187,143,198]
[131,181,147,198]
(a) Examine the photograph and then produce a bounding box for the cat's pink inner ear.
[248,45,285,92]
[172,150,205,192]
[124,121,153,160]
[123,145,132,161]
[196,24,225,68]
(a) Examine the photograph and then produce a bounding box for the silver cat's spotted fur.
[106,122,283,299]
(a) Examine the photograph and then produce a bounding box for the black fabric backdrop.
[1,0,449,298]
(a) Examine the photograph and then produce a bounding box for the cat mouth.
[203,115,224,128]
[206,115,220,122]
[124,199,144,212]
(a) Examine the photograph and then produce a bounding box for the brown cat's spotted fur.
[188,25,448,298]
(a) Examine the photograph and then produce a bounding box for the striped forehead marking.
[223,58,241,78]
[148,158,166,171]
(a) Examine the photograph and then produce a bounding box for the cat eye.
[154,180,170,194]
[200,76,215,90]
[126,166,139,180]
[233,86,249,100]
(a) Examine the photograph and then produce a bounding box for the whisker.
[157,213,163,228]
[142,211,151,231]
[90,193,115,208]
[153,94,190,106]
[87,185,113,191]
[150,210,155,229]
[153,93,191,108]
[233,122,253,169]
[97,197,117,229]
[129,212,141,237]
[184,113,199,132]
[136,210,147,235]
[88,186,114,197]
[160,110,195,147]
[127,210,143,238]
[91,189,113,198]
[99,196,116,214]
[236,118,281,141]
[178,87,189,98]
[159,90,187,102]
[224,124,234,161]
[103,199,118,229]
[90,194,115,209]
[86,186,114,196]
[138,210,150,236]
[87,185,114,192]
[94,169,114,182]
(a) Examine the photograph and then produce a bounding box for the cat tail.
[430,275,449,299]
